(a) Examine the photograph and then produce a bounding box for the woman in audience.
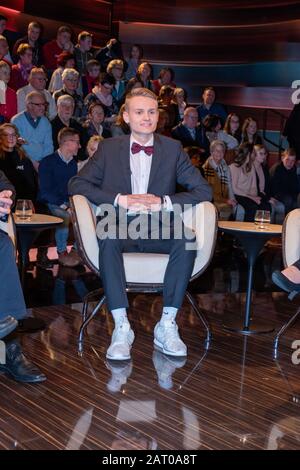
[158,85,176,128]
[224,113,242,144]
[48,51,75,94]
[0,60,17,122]
[203,114,239,150]
[202,140,237,220]
[80,59,101,98]
[9,44,33,91]
[169,87,187,126]
[241,117,263,145]
[253,144,285,223]
[124,77,143,96]
[83,102,111,139]
[125,44,143,80]
[107,59,126,110]
[136,62,154,90]
[53,68,84,119]
[110,104,130,137]
[230,143,271,221]
[84,73,117,126]
[152,67,176,95]
[77,135,103,171]
[156,108,171,136]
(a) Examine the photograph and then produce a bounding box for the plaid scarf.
[203,157,230,199]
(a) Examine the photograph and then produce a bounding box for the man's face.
[80,36,92,52]
[58,102,74,121]
[88,66,100,79]
[28,26,41,42]
[184,111,198,129]
[27,95,47,118]
[203,89,215,105]
[30,73,47,91]
[123,96,159,137]
[64,134,81,157]
[282,155,296,170]
[58,32,71,47]
[0,20,6,35]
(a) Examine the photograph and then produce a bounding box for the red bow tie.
[131,142,154,156]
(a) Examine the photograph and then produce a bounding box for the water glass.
[15,199,34,221]
[254,210,271,229]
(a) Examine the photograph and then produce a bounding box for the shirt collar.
[130,134,154,151]
[57,149,73,164]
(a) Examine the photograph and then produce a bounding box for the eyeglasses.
[30,102,47,107]
[2,133,17,138]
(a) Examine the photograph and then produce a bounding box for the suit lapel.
[119,135,132,193]
[147,134,163,192]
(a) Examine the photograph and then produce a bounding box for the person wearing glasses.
[107,59,127,110]
[17,67,57,119]
[11,90,53,171]
[53,68,84,119]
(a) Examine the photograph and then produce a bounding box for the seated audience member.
[283,103,300,160]
[0,34,12,64]
[156,108,171,136]
[252,144,285,223]
[241,117,263,145]
[38,127,81,267]
[84,73,117,125]
[9,44,33,91]
[0,60,17,122]
[169,87,187,126]
[43,26,73,72]
[171,107,209,156]
[53,68,84,119]
[202,140,237,220]
[48,52,75,94]
[158,85,176,129]
[270,148,299,215]
[17,67,57,120]
[203,114,238,150]
[152,67,176,96]
[74,31,94,76]
[272,259,300,296]
[224,112,242,144]
[80,59,101,98]
[13,22,43,66]
[136,62,154,90]
[107,59,127,110]
[11,90,53,170]
[0,123,52,268]
[230,143,271,221]
[0,169,46,383]
[95,38,123,72]
[110,104,130,137]
[197,87,227,125]
[184,146,206,175]
[51,94,88,160]
[77,135,103,171]
[125,44,143,80]
[124,77,143,97]
[83,103,111,139]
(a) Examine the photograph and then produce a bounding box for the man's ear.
[123,111,129,124]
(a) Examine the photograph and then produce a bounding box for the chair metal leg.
[78,295,106,355]
[185,290,211,348]
[81,288,103,321]
[273,305,300,359]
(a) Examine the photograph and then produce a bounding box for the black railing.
[263,108,287,159]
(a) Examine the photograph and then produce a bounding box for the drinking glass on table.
[15,199,34,221]
[254,210,271,229]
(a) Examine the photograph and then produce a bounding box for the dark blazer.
[171,123,209,155]
[0,170,15,198]
[68,134,212,210]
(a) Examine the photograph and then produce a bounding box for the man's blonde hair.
[124,87,157,112]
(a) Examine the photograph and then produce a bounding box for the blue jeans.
[47,204,70,253]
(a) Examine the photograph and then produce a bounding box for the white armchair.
[70,195,218,354]
[274,208,300,357]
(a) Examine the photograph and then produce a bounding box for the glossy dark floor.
[1,289,300,450]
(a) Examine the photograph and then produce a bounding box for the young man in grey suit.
[69,88,212,361]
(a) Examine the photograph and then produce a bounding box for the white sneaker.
[152,350,186,390]
[106,322,135,360]
[153,320,187,357]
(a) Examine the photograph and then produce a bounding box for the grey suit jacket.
[68,134,212,209]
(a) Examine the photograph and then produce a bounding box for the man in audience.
[39,127,81,268]
[0,15,15,62]
[270,148,300,215]
[74,31,94,76]
[0,169,46,383]
[13,21,43,66]
[171,107,209,157]
[12,90,53,171]
[0,35,12,65]
[197,87,227,125]
[17,67,57,119]
[43,26,73,72]
[69,88,212,361]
